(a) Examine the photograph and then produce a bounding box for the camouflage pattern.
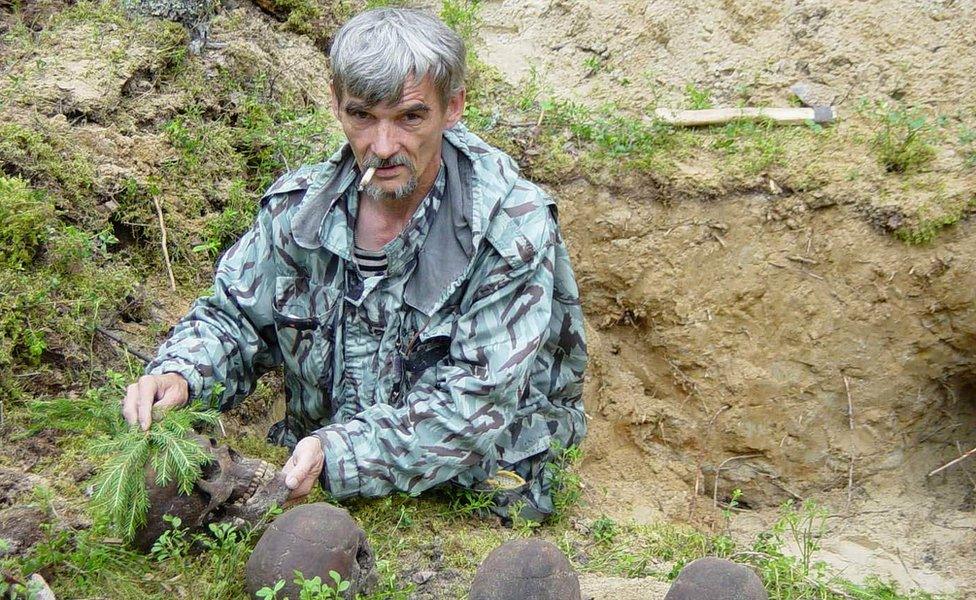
[147,123,587,519]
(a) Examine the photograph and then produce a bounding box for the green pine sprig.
[90,402,219,542]
[29,385,128,437]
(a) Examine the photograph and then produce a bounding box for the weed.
[444,487,496,518]
[713,119,785,175]
[591,516,618,545]
[869,102,941,173]
[742,499,835,598]
[685,83,714,110]
[440,0,482,43]
[546,441,584,521]
[257,570,352,600]
[583,55,605,77]
[895,196,975,245]
[959,126,976,168]
[514,65,546,112]
[150,515,192,562]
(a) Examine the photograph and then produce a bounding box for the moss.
[895,197,975,245]
[0,176,56,270]
[0,173,137,385]
[0,122,98,210]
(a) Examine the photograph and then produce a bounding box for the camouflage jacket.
[147,124,587,516]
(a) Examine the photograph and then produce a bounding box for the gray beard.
[364,174,418,202]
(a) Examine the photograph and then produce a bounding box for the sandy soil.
[463,1,976,594]
[475,0,976,115]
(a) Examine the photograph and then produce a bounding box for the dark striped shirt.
[353,245,388,277]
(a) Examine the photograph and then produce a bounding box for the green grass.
[711,118,788,175]
[685,83,714,110]
[440,0,482,44]
[7,384,945,600]
[894,195,975,245]
[867,101,942,173]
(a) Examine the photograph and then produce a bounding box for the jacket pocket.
[272,276,340,388]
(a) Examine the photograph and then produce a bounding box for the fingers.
[122,383,140,427]
[136,376,158,431]
[153,378,188,415]
[121,374,189,431]
[283,437,324,499]
[284,450,312,490]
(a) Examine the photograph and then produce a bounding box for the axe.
[654,106,835,127]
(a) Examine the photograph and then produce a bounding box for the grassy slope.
[0,0,964,598]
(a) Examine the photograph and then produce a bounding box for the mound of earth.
[465,0,976,594]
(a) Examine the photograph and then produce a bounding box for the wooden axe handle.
[654,106,835,127]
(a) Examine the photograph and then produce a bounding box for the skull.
[132,434,291,551]
[246,503,376,600]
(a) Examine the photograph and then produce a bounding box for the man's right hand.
[122,373,189,431]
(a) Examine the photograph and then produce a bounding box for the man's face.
[332,75,465,203]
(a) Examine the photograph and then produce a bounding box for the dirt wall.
[559,180,976,509]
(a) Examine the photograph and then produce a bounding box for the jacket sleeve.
[146,203,282,410]
[314,219,557,499]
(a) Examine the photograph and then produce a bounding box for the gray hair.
[329,8,467,108]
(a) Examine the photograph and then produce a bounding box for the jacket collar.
[287,124,519,315]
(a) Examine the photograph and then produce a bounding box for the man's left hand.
[282,436,324,499]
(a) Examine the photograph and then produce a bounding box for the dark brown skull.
[469,539,582,600]
[132,434,291,552]
[245,503,376,600]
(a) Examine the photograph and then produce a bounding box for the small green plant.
[894,196,975,245]
[721,488,742,524]
[685,83,714,110]
[257,570,352,600]
[591,516,618,545]
[150,515,191,562]
[959,126,976,168]
[546,441,584,521]
[713,119,785,174]
[440,0,481,42]
[509,500,542,536]
[870,102,940,173]
[745,499,833,598]
[257,580,286,600]
[444,487,495,518]
[582,55,605,77]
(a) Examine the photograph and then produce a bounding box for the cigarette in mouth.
[358,167,376,191]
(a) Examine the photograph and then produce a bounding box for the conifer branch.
[89,402,219,543]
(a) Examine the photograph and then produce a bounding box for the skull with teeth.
[133,434,291,551]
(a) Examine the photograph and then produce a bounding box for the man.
[122,7,587,522]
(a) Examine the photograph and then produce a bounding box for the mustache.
[363,154,414,170]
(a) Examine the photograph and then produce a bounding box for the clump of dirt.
[0,468,45,509]
[3,428,60,472]
[0,506,50,558]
